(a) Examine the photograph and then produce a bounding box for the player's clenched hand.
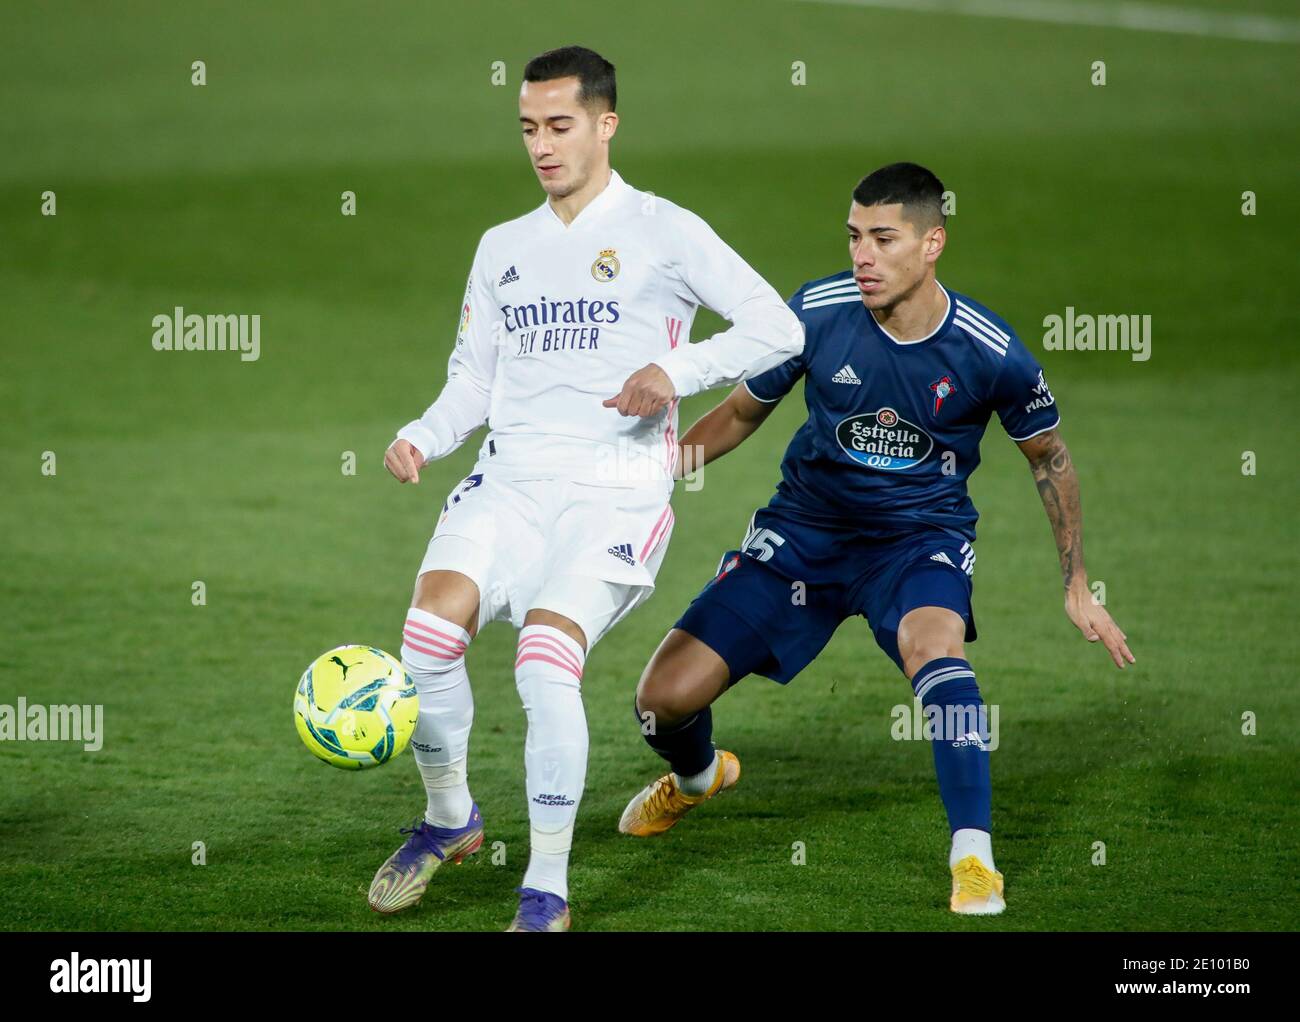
[603,363,675,418]
[384,439,425,484]
[1065,589,1135,669]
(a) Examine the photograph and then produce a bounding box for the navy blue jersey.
[745,272,1059,542]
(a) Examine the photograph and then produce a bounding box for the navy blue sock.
[633,696,715,777]
[913,657,991,833]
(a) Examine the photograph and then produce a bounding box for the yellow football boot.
[618,750,740,837]
[950,854,1006,915]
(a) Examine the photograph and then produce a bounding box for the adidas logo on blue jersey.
[607,543,636,566]
[930,551,956,567]
[498,265,520,286]
[832,364,862,385]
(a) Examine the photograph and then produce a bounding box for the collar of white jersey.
[539,168,631,230]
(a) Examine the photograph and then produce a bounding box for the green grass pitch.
[1,0,1297,931]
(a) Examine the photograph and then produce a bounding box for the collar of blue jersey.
[539,168,630,231]
[863,280,955,349]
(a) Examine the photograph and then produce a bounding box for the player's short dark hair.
[523,46,617,112]
[852,162,946,231]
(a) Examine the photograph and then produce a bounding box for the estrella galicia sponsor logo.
[836,407,933,471]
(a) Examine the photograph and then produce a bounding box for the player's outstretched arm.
[675,383,779,479]
[385,237,500,484]
[385,369,492,485]
[1017,427,1135,669]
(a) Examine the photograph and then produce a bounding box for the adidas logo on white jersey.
[498,265,520,286]
[831,364,861,385]
[607,543,636,566]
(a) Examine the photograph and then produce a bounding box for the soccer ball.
[294,645,418,770]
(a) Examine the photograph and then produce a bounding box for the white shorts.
[417,466,675,649]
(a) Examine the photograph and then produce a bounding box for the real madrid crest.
[591,248,620,282]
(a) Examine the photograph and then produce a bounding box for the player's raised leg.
[368,569,485,914]
[505,607,588,932]
[897,604,1003,915]
[619,628,740,836]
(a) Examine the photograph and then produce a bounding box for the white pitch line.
[793,0,1300,44]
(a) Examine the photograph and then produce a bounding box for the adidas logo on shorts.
[498,265,520,286]
[607,542,636,566]
[931,547,976,577]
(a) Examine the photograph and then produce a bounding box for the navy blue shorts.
[675,507,977,683]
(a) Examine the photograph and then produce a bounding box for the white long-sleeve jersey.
[396,169,804,486]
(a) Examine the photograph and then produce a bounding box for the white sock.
[524,832,572,903]
[415,759,472,829]
[673,750,718,796]
[401,608,474,829]
[515,625,587,902]
[949,827,995,871]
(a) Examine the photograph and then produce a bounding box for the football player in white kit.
[366,46,803,931]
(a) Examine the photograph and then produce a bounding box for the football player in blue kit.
[617,163,1134,914]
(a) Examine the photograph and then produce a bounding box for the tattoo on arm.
[1023,430,1084,591]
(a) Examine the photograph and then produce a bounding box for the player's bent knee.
[898,606,967,680]
[902,643,965,680]
[412,570,480,636]
[522,608,588,652]
[901,634,966,679]
[635,630,728,725]
[635,670,691,725]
